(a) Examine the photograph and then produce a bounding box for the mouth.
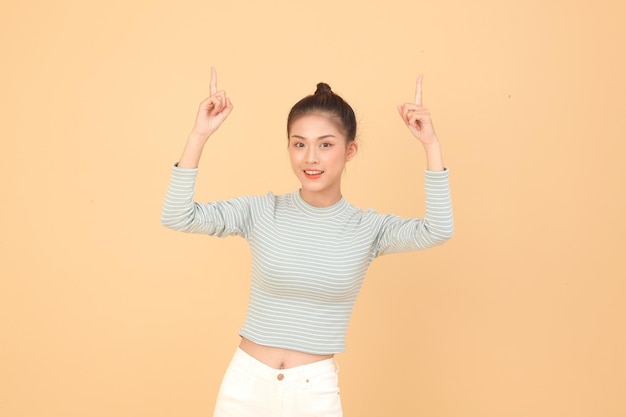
[304,169,324,179]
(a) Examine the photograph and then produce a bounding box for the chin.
[299,181,325,192]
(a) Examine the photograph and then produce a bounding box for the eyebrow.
[289,134,337,140]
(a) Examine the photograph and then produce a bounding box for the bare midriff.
[239,337,334,370]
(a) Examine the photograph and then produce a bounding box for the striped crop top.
[161,165,454,354]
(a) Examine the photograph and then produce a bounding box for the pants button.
[277,373,284,381]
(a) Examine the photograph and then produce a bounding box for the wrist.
[422,140,444,171]
[177,133,209,169]
[188,130,211,144]
[420,136,440,148]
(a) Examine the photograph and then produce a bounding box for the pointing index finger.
[210,66,217,96]
[415,74,423,105]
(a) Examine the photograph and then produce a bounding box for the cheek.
[330,150,349,164]
[288,150,301,167]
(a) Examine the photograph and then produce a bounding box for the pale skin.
[177,68,445,369]
[288,112,358,207]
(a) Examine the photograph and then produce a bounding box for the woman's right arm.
[161,68,248,236]
[178,67,233,168]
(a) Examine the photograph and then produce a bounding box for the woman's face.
[288,112,357,207]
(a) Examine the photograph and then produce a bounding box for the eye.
[293,142,305,148]
[320,142,332,148]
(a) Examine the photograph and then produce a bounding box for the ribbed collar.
[290,189,350,219]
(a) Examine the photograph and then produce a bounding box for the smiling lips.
[304,169,324,179]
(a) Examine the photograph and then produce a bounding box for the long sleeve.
[371,168,454,256]
[160,165,264,238]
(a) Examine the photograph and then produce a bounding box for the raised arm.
[369,75,453,255]
[397,75,444,172]
[162,68,249,236]
[178,67,234,168]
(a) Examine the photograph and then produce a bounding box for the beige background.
[2,0,625,416]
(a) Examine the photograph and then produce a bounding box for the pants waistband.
[232,347,338,384]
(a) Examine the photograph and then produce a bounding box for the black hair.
[287,82,357,142]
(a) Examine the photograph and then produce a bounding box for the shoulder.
[356,207,411,235]
[234,191,278,210]
[238,191,301,215]
[339,200,384,228]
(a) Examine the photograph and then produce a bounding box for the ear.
[345,141,358,161]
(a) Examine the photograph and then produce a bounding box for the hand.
[191,67,233,139]
[397,74,438,145]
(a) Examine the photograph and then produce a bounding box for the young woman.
[161,68,454,417]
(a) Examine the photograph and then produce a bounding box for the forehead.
[289,112,345,139]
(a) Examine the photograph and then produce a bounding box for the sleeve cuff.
[172,162,199,173]
[424,167,449,178]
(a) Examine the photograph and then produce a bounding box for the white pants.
[213,347,343,417]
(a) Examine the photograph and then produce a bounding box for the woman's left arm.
[370,75,453,256]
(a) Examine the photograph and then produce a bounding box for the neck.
[298,188,342,208]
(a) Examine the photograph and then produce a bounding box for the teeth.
[305,170,323,175]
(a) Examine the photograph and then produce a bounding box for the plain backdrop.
[1,0,625,416]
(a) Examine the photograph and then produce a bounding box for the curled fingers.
[399,104,429,126]
[205,90,229,115]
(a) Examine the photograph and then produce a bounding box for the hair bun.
[315,82,332,94]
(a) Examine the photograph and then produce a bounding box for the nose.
[305,147,318,164]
